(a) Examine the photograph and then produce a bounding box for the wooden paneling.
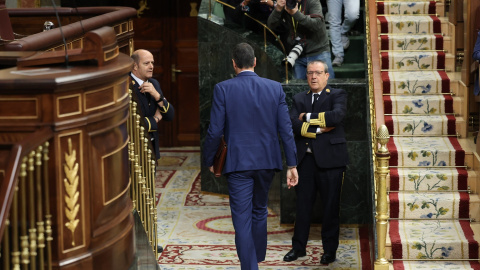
[131,1,201,147]
[0,54,135,269]
[173,18,200,146]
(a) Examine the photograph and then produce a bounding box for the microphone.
[71,0,85,36]
[51,0,69,67]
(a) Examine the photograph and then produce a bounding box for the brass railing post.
[374,125,390,270]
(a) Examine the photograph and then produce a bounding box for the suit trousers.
[292,153,345,253]
[227,169,275,270]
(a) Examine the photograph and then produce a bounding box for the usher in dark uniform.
[289,85,349,258]
[129,74,174,159]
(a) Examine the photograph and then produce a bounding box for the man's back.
[204,71,296,173]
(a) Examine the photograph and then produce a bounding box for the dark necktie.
[312,93,319,111]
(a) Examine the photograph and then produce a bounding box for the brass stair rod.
[143,176,148,227]
[147,152,154,248]
[12,185,19,270]
[135,114,143,217]
[28,151,37,270]
[35,146,45,270]
[143,137,149,192]
[151,158,158,258]
[374,125,390,270]
[145,189,152,248]
[130,101,138,209]
[149,197,155,252]
[149,151,155,201]
[139,127,146,223]
[42,142,53,270]
[20,157,29,268]
[3,220,10,270]
[129,142,136,209]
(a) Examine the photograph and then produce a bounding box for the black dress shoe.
[320,252,336,264]
[283,248,307,262]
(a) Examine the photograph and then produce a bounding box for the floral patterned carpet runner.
[377,0,480,268]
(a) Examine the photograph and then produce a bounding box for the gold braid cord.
[301,122,316,139]
[63,139,80,246]
[309,112,326,127]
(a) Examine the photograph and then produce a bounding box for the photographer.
[267,0,335,79]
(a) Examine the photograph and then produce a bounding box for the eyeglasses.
[306,71,325,76]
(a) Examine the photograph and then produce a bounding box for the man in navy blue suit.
[130,49,174,160]
[203,43,299,270]
[283,60,348,265]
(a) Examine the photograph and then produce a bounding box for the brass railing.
[1,140,54,270]
[127,89,159,258]
[374,125,390,269]
[208,0,290,82]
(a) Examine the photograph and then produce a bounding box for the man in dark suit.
[283,60,348,265]
[203,42,299,270]
[130,49,174,160]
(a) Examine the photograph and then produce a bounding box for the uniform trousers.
[292,153,345,253]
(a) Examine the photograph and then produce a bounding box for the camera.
[286,0,299,9]
[284,37,304,67]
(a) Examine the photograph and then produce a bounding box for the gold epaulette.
[310,112,326,128]
[159,101,170,114]
[301,122,316,139]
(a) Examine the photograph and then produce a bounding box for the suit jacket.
[290,85,349,168]
[129,74,174,159]
[203,71,297,174]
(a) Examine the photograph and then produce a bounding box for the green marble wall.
[198,0,374,224]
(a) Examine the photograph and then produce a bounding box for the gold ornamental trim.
[0,98,38,119]
[57,94,82,118]
[104,46,119,62]
[63,138,80,246]
[83,87,115,112]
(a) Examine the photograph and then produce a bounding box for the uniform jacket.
[290,85,349,168]
[129,74,174,159]
[203,71,297,174]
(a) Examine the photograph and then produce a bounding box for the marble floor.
[155,147,372,269]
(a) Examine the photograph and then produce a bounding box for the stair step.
[382,71,451,94]
[380,51,454,71]
[386,222,480,261]
[388,136,465,167]
[391,260,480,269]
[387,220,479,259]
[388,167,469,191]
[377,16,453,36]
[378,34,445,51]
[342,36,365,64]
[377,1,438,15]
[331,63,365,79]
[386,115,456,136]
[389,191,470,219]
[384,94,453,114]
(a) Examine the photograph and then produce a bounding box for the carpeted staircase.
[376,0,480,268]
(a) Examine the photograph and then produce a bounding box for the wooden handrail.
[3,6,136,51]
[367,0,384,129]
